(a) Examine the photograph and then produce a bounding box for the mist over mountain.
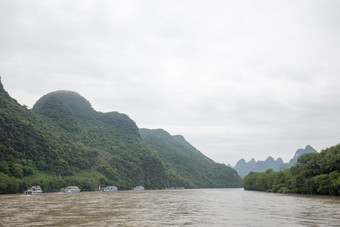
[234,145,318,178]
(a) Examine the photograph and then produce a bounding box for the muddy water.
[0,188,339,226]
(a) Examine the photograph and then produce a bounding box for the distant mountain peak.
[266,156,275,161]
[289,145,317,165]
[249,158,256,164]
[236,159,246,165]
[276,158,284,165]
[305,145,313,149]
[234,145,318,178]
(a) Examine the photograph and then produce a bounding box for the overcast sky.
[1,0,340,166]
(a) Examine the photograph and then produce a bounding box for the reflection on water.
[0,188,339,226]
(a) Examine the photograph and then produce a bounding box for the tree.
[12,163,23,178]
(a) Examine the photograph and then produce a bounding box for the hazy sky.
[1,0,340,166]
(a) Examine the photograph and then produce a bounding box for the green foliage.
[0,172,19,194]
[12,163,23,178]
[244,144,340,196]
[0,81,209,194]
[0,161,9,174]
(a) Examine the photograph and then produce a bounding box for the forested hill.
[0,79,242,194]
[0,80,186,193]
[243,144,340,195]
[139,128,243,188]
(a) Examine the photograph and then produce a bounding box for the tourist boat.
[60,186,81,193]
[132,185,144,191]
[102,186,118,192]
[24,186,42,195]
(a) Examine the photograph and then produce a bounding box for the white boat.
[132,186,144,191]
[61,186,81,193]
[24,186,42,195]
[102,186,118,192]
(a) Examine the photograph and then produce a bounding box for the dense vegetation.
[243,144,340,195]
[0,79,241,194]
[0,80,187,194]
[140,129,243,188]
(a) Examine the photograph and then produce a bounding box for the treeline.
[0,171,100,194]
[244,144,340,195]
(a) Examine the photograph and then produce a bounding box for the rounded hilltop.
[33,90,96,117]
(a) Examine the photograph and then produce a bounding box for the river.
[0,188,339,226]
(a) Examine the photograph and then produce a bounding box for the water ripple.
[0,189,339,226]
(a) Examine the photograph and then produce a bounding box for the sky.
[1,0,340,166]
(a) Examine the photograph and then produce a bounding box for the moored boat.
[102,186,118,192]
[132,185,144,191]
[60,186,81,193]
[24,186,43,195]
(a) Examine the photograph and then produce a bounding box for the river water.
[0,188,339,226]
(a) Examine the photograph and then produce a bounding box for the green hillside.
[139,128,243,188]
[0,80,185,193]
[0,79,242,194]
